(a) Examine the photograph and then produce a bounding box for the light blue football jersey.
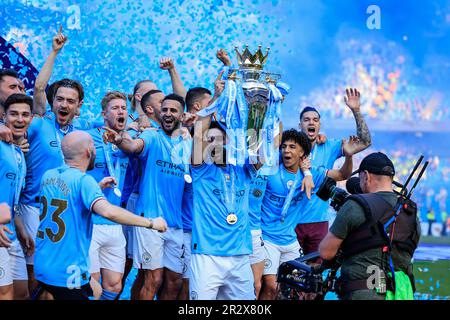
[34,165,105,287]
[0,141,26,241]
[297,138,343,224]
[191,163,255,256]
[87,128,129,225]
[20,113,92,207]
[135,129,191,229]
[248,173,269,231]
[261,165,327,246]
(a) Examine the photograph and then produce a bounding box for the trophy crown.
[234,45,270,70]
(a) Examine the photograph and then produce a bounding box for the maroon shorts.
[295,221,329,262]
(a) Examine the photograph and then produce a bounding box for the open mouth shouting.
[306,126,317,139]
[11,123,26,136]
[57,109,71,125]
[116,116,126,129]
[282,154,292,164]
[162,116,176,130]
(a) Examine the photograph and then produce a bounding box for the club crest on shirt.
[190,291,198,300]
[252,189,263,198]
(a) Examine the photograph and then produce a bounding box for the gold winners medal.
[184,174,192,184]
[226,213,238,225]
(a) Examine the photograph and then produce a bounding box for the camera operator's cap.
[352,152,396,177]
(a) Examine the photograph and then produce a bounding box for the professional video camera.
[316,175,408,212]
[315,176,362,211]
[276,251,342,300]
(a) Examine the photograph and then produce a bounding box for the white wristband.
[303,170,312,177]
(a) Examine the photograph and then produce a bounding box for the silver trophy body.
[239,68,270,157]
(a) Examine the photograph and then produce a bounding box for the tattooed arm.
[344,88,371,153]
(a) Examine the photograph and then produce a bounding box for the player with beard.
[85,91,131,300]
[103,93,192,300]
[121,61,187,295]
[0,94,33,300]
[119,88,166,299]
[140,89,165,128]
[33,131,167,300]
[295,88,371,262]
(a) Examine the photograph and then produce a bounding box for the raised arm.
[92,199,167,231]
[344,88,372,152]
[326,135,360,181]
[192,115,212,165]
[33,26,68,116]
[159,57,187,98]
[102,127,145,155]
[192,72,225,165]
[216,48,232,67]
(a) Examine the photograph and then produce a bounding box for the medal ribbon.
[102,137,121,193]
[221,165,236,216]
[279,167,301,223]
[11,144,26,210]
[53,116,73,161]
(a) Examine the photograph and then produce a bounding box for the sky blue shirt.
[0,141,26,242]
[121,122,160,206]
[87,128,129,225]
[248,173,269,231]
[191,163,254,256]
[261,165,327,246]
[297,138,343,224]
[34,165,105,288]
[135,129,190,229]
[20,113,91,207]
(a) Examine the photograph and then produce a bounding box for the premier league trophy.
[198,45,289,168]
[233,45,273,157]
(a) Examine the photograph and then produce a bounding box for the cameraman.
[319,152,420,300]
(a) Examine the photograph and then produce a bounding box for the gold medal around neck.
[226,213,238,225]
[184,174,192,184]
